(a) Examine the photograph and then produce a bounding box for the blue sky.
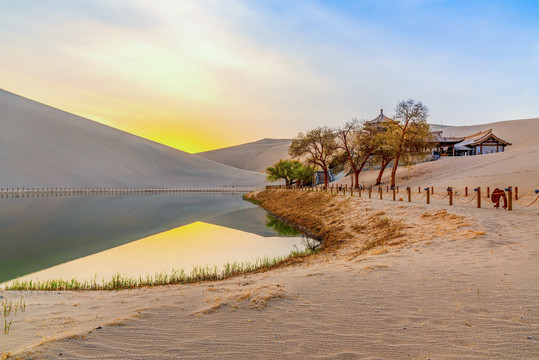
[0,0,537,151]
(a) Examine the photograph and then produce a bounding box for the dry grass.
[247,189,484,262]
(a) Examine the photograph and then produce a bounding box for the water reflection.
[11,221,306,283]
[0,194,310,283]
[264,214,301,236]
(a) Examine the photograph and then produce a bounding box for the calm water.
[0,193,310,284]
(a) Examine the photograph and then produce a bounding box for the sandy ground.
[1,191,537,359]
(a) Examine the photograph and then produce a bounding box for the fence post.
[358,186,362,198]
[392,187,396,201]
[418,186,421,194]
[386,185,389,193]
[379,187,383,200]
[448,187,453,206]
[515,186,519,200]
[368,187,372,198]
[407,187,411,202]
[465,186,468,197]
[426,187,430,204]
[506,187,513,211]
[487,187,490,198]
[350,187,353,196]
[475,187,481,208]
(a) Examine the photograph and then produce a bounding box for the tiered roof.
[366,109,394,126]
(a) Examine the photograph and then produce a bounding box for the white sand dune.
[0,89,263,188]
[196,138,292,173]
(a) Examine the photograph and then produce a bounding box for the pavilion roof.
[366,109,394,126]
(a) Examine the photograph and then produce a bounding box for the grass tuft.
[2,248,317,292]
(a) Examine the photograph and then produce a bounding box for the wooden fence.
[268,184,539,212]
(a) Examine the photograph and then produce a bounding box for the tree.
[389,99,432,188]
[294,163,317,186]
[289,127,338,187]
[335,120,378,188]
[266,159,302,186]
[372,124,397,185]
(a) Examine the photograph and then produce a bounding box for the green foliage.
[265,214,301,236]
[266,159,316,186]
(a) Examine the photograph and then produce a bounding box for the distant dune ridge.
[0,89,263,187]
[197,138,292,173]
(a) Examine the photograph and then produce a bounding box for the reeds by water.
[3,249,316,291]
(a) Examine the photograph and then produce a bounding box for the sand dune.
[0,89,263,187]
[196,138,292,173]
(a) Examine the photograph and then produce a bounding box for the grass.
[242,194,263,206]
[2,248,317,292]
[2,297,25,335]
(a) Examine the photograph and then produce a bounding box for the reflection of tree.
[265,214,301,236]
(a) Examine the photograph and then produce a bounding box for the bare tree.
[389,100,431,188]
[335,120,378,188]
[289,127,337,187]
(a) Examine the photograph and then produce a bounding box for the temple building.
[432,129,511,156]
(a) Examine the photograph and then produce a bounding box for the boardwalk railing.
[269,184,539,213]
[0,186,262,198]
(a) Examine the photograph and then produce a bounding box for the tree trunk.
[354,153,372,188]
[375,160,390,185]
[323,166,329,187]
[390,153,401,188]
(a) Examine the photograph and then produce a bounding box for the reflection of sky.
[9,222,305,284]
[1,1,538,152]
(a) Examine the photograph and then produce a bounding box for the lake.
[0,192,311,285]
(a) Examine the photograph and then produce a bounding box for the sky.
[1,0,538,153]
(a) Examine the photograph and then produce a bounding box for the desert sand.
[197,138,292,173]
[1,189,537,359]
[0,89,264,188]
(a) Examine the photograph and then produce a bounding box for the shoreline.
[2,189,538,359]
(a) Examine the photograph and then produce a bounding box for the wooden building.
[433,129,511,156]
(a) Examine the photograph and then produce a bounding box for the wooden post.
[448,187,453,206]
[379,187,383,200]
[407,187,411,202]
[465,187,468,197]
[432,186,434,194]
[386,185,389,193]
[368,187,372,198]
[397,186,399,193]
[506,187,513,211]
[358,187,362,198]
[476,187,481,208]
[392,187,396,201]
[426,187,430,204]
[515,186,519,200]
[487,187,490,198]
